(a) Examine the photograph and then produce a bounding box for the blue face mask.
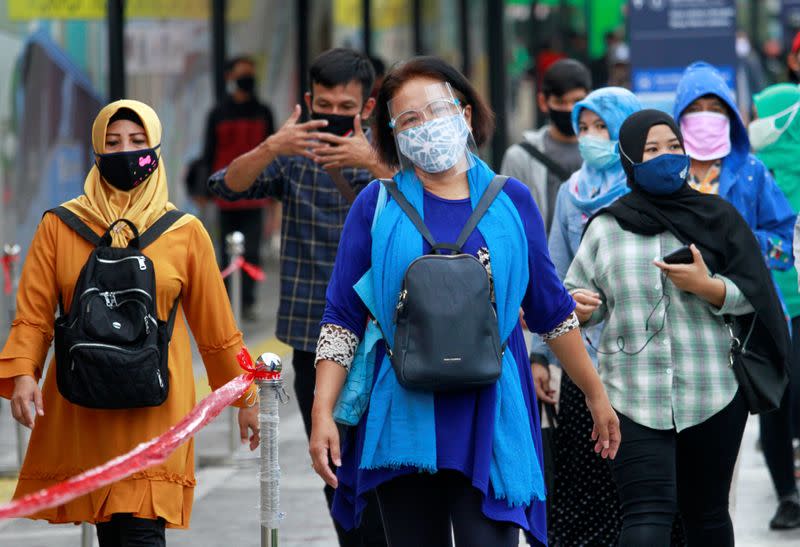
[631,153,690,196]
[579,135,618,170]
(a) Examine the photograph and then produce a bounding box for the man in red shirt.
[202,56,275,319]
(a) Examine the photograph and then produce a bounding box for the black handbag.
[380,176,508,392]
[727,313,789,414]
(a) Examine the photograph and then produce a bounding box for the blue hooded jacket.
[673,62,794,271]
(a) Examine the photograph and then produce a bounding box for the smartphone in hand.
[662,245,694,265]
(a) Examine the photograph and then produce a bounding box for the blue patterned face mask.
[396,114,471,173]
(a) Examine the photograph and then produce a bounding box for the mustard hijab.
[63,100,192,247]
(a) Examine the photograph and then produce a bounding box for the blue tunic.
[322,177,575,546]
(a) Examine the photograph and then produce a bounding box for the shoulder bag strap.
[518,141,571,182]
[138,210,187,249]
[46,206,102,246]
[454,175,509,250]
[326,168,357,204]
[379,179,438,248]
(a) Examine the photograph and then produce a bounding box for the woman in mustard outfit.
[0,100,260,546]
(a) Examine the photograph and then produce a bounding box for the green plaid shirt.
[564,215,753,431]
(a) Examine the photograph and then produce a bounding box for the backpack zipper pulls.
[136,256,147,271]
[394,289,408,324]
[396,289,407,311]
[102,292,118,308]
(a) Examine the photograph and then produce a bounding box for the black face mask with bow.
[95,145,160,191]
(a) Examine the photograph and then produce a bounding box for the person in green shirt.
[749,83,800,530]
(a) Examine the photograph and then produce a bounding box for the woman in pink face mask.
[680,94,731,193]
[673,62,794,272]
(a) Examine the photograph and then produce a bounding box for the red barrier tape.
[220,257,266,282]
[0,348,273,520]
[2,254,18,295]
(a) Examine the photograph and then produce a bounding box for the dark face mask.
[311,111,356,137]
[96,145,160,191]
[236,75,256,94]
[549,108,575,137]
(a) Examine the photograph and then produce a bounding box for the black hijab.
[590,109,789,409]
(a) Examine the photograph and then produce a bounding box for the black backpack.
[47,207,185,409]
[380,175,508,391]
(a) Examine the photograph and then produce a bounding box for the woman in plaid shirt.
[565,109,790,546]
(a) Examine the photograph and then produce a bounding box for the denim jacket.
[530,183,601,367]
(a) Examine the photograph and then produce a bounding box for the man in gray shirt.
[501,59,591,234]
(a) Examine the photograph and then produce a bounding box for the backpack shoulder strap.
[46,206,102,246]
[455,175,509,251]
[138,210,187,249]
[517,140,571,182]
[379,179,437,248]
[165,295,182,341]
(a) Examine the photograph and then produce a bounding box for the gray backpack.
[380,176,508,391]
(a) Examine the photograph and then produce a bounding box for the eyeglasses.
[390,98,461,132]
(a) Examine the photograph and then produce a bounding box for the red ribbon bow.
[237,347,281,381]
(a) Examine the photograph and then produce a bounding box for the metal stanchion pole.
[255,353,286,547]
[226,232,245,458]
[81,523,93,546]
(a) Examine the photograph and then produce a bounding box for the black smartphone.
[662,245,694,265]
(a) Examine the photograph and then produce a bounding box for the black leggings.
[375,470,519,547]
[610,392,748,547]
[96,514,166,547]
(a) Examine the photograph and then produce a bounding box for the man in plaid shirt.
[208,48,393,546]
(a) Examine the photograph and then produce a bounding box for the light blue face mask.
[396,114,471,173]
[579,135,618,170]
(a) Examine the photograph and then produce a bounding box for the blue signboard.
[629,0,737,112]
[782,0,800,49]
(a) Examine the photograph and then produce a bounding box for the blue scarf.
[567,87,641,219]
[360,158,545,507]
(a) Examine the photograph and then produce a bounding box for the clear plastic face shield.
[388,81,478,177]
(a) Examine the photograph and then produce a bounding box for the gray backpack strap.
[380,179,438,248]
[454,175,509,250]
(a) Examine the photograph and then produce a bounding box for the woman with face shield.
[309,57,619,547]
[532,87,640,545]
[565,109,789,546]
